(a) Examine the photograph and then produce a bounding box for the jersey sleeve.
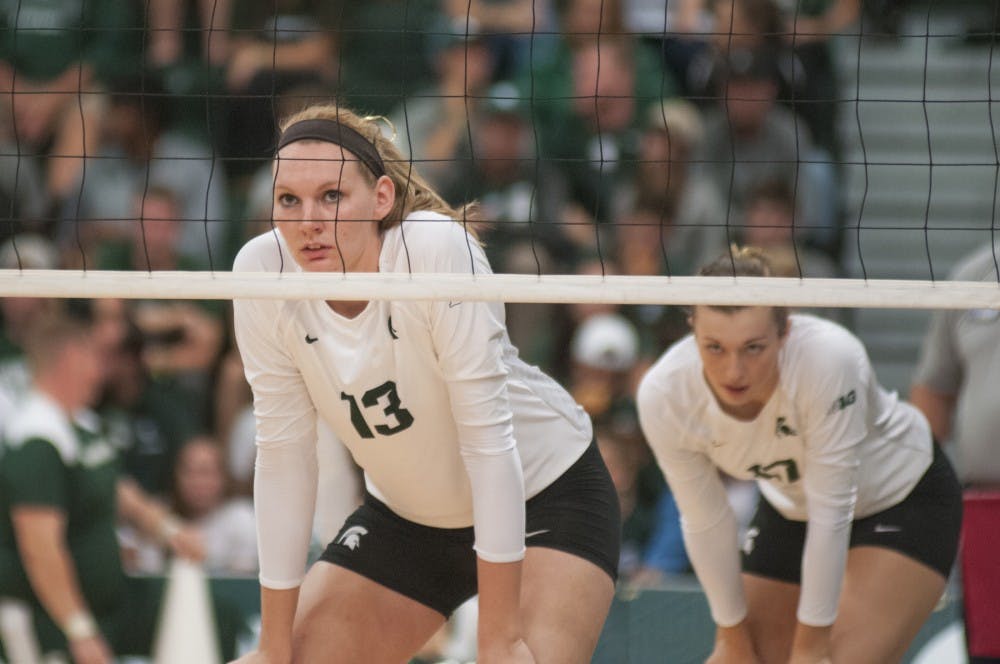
[637,372,747,627]
[233,273,319,588]
[1,439,69,510]
[418,221,525,563]
[795,335,871,626]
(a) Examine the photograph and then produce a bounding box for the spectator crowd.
[0,0,873,598]
[4,0,993,662]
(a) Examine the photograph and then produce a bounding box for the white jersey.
[234,211,592,589]
[637,314,931,627]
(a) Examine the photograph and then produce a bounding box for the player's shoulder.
[638,335,702,406]
[233,230,293,273]
[787,314,862,349]
[383,211,483,272]
[394,210,474,249]
[783,314,868,376]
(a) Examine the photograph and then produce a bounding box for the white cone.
[152,558,221,664]
[0,598,42,663]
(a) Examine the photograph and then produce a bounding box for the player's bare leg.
[292,561,445,663]
[743,573,799,664]
[519,547,615,664]
[831,546,946,664]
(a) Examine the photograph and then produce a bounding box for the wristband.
[158,515,182,543]
[63,611,98,641]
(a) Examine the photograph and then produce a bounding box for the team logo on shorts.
[336,525,369,551]
[742,526,760,555]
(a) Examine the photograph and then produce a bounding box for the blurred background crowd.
[0,0,996,661]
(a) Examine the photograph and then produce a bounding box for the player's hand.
[706,622,761,664]
[228,650,290,664]
[705,641,762,664]
[478,637,535,664]
[69,634,113,664]
[789,623,833,664]
[787,644,833,664]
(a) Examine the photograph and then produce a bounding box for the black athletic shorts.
[319,441,621,617]
[742,443,962,583]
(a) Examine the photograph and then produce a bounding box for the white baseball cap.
[571,313,639,371]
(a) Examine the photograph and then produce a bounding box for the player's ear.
[373,175,395,221]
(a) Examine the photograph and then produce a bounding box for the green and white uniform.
[234,211,593,589]
[0,391,125,615]
[637,314,932,627]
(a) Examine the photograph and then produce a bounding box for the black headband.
[276,119,386,178]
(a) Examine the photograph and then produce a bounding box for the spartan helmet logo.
[742,526,760,556]
[336,525,369,551]
[775,416,797,438]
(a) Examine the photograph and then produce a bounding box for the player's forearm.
[475,558,524,656]
[258,586,300,663]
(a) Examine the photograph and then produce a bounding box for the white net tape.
[2,269,996,309]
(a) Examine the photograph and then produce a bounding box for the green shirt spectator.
[0,393,125,614]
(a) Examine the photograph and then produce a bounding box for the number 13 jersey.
[234,211,592,587]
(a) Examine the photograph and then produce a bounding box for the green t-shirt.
[0,393,125,615]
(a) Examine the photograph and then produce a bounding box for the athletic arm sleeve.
[233,295,319,589]
[426,224,525,563]
[796,344,870,626]
[637,377,747,627]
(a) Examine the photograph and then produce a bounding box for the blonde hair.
[278,104,480,237]
[692,245,789,334]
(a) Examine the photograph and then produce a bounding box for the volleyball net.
[0,1,994,307]
[0,3,998,661]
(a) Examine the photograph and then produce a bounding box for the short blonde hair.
[278,104,479,236]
